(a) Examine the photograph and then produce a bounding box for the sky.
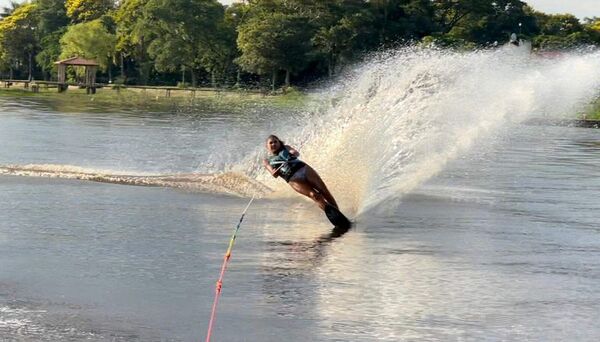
[217,1,600,20]
[1,0,598,20]
[525,0,599,20]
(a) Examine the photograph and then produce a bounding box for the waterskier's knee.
[309,191,324,202]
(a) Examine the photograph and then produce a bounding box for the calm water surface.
[1,96,599,341]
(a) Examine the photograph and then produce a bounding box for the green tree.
[201,12,237,87]
[37,0,69,33]
[0,3,39,79]
[223,2,250,85]
[114,0,153,83]
[532,12,595,49]
[304,1,371,77]
[313,21,351,77]
[432,0,490,34]
[536,13,582,36]
[1,0,21,19]
[447,1,537,44]
[60,19,116,72]
[144,0,224,86]
[1,0,595,87]
[367,0,435,45]
[237,12,313,89]
[35,0,70,79]
[533,32,597,50]
[36,29,66,79]
[65,0,114,23]
[585,18,600,44]
[589,18,600,32]
[312,15,362,77]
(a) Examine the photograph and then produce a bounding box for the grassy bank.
[585,98,600,120]
[0,84,308,113]
[2,84,598,121]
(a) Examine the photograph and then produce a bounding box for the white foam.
[254,46,600,215]
[0,164,272,197]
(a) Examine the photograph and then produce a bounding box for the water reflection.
[3,94,600,340]
[260,219,351,318]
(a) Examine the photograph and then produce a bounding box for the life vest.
[267,147,305,182]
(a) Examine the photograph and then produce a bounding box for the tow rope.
[205,194,255,342]
[206,141,304,341]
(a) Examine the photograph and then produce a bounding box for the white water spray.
[3,46,599,211]
[265,46,600,215]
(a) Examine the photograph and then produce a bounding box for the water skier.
[263,135,350,227]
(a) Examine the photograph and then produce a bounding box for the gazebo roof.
[54,56,99,66]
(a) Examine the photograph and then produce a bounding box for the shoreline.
[2,85,599,128]
[0,82,308,111]
[525,118,600,129]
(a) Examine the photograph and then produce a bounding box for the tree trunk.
[380,0,389,46]
[120,53,126,81]
[191,69,197,87]
[332,53,337,77]
[139,37,149,85]
[140,62,150,85]
[108,63,112,84]
[284,69,290,88]
[182,65,185,86]
[329,51,334,77]
[272,69,277,92]
[28,52,33,81]
[211,70,216,88]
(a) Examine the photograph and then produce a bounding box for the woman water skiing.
[263,135,349,226]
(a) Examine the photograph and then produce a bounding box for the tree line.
[1,0,599,89]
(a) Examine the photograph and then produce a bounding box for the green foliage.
[535,13,582,36]
[1,1,21,19]
[237,11,313,83]
[0,0,599,87]
[143,0,224,86]
[36,0,69,34]
[115,0,148,53]
[200,21,237,86]
[530,13,597,49]
[114,0,153,84]
[36,29,65,75]
[432,0,490,34]
[533,32,596,50]
[588,98,600,120]
[582,18,600,45]
[65,0,114,23]
[59,19,116,71]
[421,34,477,50]
[437,1,537,44]
[35,0,69,78]
[0,3,39,75]
[312,17,358,76]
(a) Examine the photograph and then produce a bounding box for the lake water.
[2,47,600,341]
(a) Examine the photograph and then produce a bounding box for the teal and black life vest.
[267,147,305,182]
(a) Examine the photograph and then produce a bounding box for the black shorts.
[281,161,306,182]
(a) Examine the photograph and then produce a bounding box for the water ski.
[324,204,351,228]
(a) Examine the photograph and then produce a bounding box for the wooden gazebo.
[54,57,99,93]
